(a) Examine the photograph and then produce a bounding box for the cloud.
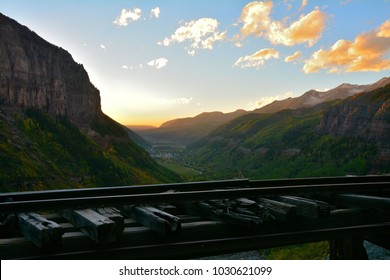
[158,18,227,55]
[299,0,308,11]
[285,51,302,62]
[113,8,142,26]
[100,44,106,49]
[237,1,325,47]
[303,20,390,73]
[147,58,168,69]
[150,7,160,18]
[155,97,193,105]
[234,48,279,69]
[378,20,390,38]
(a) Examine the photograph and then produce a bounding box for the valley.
[135,78,390,181]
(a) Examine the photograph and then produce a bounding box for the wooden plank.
[155,204,178,215]
[277,196,330,218]
[60,209,117,244]
[17,212,63,248]
[183,201,269,228]
[256,198,297,222]
[121,205,181,236]
[94,207,125,233]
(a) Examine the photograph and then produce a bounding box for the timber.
[1,176,390,259]
[60,209,118,244]
[256,198,297,222]
[121,205,181,236]
[183,200,272,228]
[277,195,330,218]
[94,207,125,233]
[17,212,63,248]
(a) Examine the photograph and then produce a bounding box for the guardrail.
[1,175,390,259]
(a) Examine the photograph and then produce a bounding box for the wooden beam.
[94,207,125,233]
[256,198,297,222]
[121,206,181,236]
[277,196,330,219]
[17,213,63,248]
[60,209,117,244]
[183,201,269,228]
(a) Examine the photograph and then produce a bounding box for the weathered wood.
[121,205,181,236]
[277,196,330,219]
[336,194,390,212]
[256,198,297,222]
[17,212,63,248]
[155,204,178,215]
[94,207,125,233]
[183,201,268,228]
[60,209,117,244]
[0,214,17,237]
[330,237,368,260]
[228,198,273,222]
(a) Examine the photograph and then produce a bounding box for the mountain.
[137,109,247,146]
[137,78,389,149]
[0,13,178,191]
[254,77,390,114]
[188,83,390,180]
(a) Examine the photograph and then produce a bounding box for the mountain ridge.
[187,83,390,179]
[254,77,390,114]
[137,77,389,148]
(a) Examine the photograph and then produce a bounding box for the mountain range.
[135,77,390,148]
[134,109,247,146]
[0,13,178,192]
[188,82,390,179]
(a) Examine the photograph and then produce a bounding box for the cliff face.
[0,13,178,191]
[0,13,101,127]
[318,83,390,147]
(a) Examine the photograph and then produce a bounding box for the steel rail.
[1,181,389,214]
[19,221,390,260]
[2,175,389,202]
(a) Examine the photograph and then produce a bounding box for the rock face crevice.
[0,13,101,127]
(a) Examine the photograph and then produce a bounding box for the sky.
[1,0,390,126]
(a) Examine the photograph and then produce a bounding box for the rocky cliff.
[319,83,390,147]
[0,13,101,128]
[0,13,178,191]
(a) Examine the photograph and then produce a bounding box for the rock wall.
[318,83,390,147]
[0,13,101,127]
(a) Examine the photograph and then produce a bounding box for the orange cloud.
[285,51,302,62]
[234,48,279,69]
[304,20,390,73]
[238,1,325,47]
[378,20,390,38]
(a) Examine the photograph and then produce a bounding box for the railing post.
[329,237,368,260]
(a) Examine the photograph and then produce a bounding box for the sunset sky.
[1,0,390,126]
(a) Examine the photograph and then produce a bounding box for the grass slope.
[0,108,179,192]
